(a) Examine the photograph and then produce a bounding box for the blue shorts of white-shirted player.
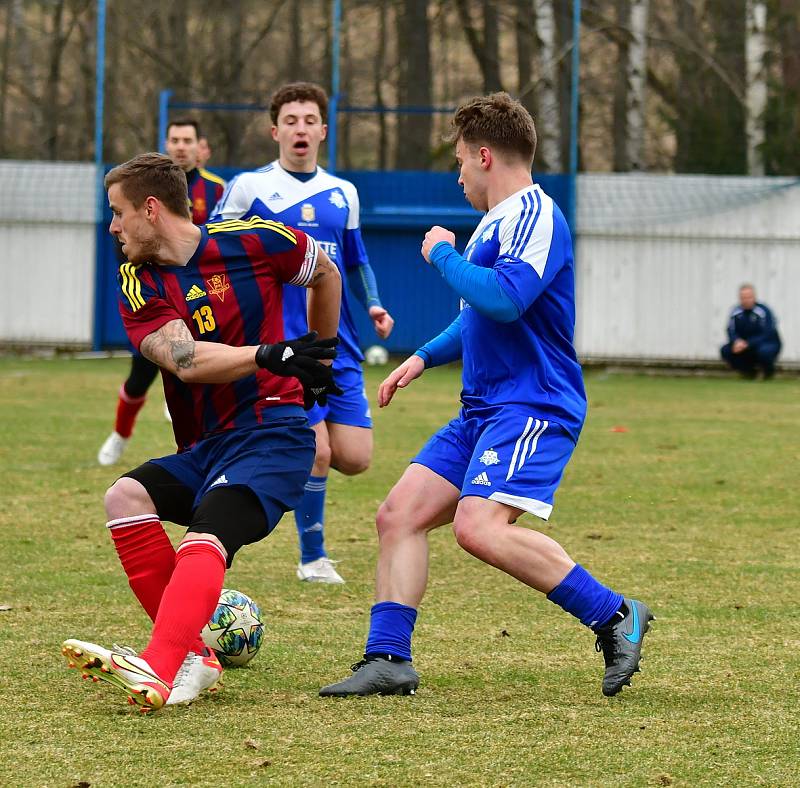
[412,408,577,520]
[305,364,372,429]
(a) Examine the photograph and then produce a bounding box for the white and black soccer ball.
[201,588,264,667]
[364,344,389,366]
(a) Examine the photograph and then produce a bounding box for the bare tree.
[626,0,648,171]
[534,0,560,171]
[395,0,432,169]
[454,0,503,93]
[745,0,766,174]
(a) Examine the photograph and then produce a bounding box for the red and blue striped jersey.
[187,167,225,224]
[117,216,319,451]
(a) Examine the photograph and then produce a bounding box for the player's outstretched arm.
[140,318,261,384]
[378,355,425,408]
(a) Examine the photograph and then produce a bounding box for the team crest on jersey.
[301,203,316,223]
[481,225,495,243]
[328,190,346,209]
[193,197,206,215]
[479,449,500,466]
[206,273,230,302]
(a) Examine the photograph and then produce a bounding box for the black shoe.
[319,655,420,697]
[594,598,654,697]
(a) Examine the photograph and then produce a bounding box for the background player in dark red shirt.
[98,119,226,466]
[64,152,341,710]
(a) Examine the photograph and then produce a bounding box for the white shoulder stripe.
[288,234,319,287]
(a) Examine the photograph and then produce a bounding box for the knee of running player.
[375,494,427,542]
[451,499,505,559]
[187,486,269,568]
[331,449,371,477]
[104,476,157,521]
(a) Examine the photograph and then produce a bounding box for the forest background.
[0,0,797,175]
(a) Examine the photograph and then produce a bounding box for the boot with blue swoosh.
[593,598,655,696]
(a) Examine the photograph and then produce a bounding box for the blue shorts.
[306,363,372,429]
[151,406,315,534]
[412,408,578,520]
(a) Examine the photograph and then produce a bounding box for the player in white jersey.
[320,93,654,699]
[213,83,394,584]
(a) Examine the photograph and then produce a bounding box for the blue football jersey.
[212,162,369,368]
[458,184,587,439]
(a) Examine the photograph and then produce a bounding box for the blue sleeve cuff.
[346,263,382,311]
[415,314,463,368]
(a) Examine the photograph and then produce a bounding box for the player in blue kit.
[320,93,654,699]
[213,82,394,584]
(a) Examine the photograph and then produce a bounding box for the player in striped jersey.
[63,153,341,710]
[213,82,395,584]
[97,119,227,467]
[320,94,654,700]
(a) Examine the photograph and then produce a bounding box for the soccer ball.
[364,344,389,366]
[201,588,264,667]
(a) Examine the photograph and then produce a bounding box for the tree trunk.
[515,0,537,122]
[395,0,431,169]
[287,0,302,81]
[0,0,16,156]
[44,0,67,160]
[534,0,560,171]
[482,0,502,92]
[626,0,648,171]
[745,0,766,174]
[374,0,389,170]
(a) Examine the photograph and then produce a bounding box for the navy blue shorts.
[306,363,372,429]
[151,406,315,535]
[412,408,578,521]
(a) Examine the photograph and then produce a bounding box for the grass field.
[0,357,798,787]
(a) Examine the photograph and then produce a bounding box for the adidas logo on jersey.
[185,284,207,301]
[470,472,492,486]
[267,192,282,201]
[210,474,228,487]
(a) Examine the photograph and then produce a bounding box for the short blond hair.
[105,152,190,218]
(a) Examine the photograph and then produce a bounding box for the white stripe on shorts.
[506,418,549,481]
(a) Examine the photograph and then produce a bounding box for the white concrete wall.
[1,161,96,345]
[1,163,798,363]
[575,174,800,363]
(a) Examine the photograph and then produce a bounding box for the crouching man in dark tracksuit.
[720,284,782,379]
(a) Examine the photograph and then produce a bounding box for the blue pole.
[568,0,581,237]
[92,0,107,350]
[328,0,342,173]
[158,89,173,152]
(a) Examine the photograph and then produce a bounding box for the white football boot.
[166,650,224,706]
[97,431,128,466]
[297,556,345,584]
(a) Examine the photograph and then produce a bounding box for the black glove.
[255,332,343,410]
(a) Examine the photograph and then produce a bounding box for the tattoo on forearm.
[141,319,197,371]
[172,341,195,369]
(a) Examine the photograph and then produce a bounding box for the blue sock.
[294,475,327,564]
[365,601,418,661]
[547,564,623,630]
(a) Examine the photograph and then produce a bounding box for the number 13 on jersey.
[192,305,216,334]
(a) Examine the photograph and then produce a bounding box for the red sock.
[114,384,146,439]
[140,540,226,683]
[108,515,175,622]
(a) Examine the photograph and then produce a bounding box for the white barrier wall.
[1,163,798,363]
[1,161,96,345]
[575,174,800,363]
